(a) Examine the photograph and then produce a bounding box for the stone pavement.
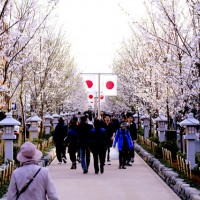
[48,153,181,200]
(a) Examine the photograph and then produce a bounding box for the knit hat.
[120,122,128,127]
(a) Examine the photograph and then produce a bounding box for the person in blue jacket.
[113,122,134,169]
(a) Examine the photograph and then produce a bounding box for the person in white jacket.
[7,141,59,200]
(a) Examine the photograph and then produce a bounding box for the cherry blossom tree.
[109,0,200,122]
[0,0,59,111]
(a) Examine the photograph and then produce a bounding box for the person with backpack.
[113,122,134,169]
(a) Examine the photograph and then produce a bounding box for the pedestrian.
[120,114,127,124]
[65,116,79,169]
[113,122,134,169]
[126,112,137,165]
[87,113,94,127]
[112,114,120,132]
[53,117,68,164]
[7,141,59,200]
[102,114,115,165]
[77,115,93,174]
[90,118,107,174]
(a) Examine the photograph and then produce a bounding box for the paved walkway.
[48,153,181,200]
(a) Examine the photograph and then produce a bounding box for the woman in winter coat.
[113,122,134,169]
[90,118,108,174]
[7,142,59,200]
[66,116,80,169]
[53,117,68,164]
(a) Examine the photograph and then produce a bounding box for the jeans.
[80,147,90,171]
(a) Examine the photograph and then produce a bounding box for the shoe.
[58,162,62,165]
[126,163,132,166]
[83,169,88,174]
[100,165,104,174]
[131,158,134,163]
[119,166,122,169]
[71,163,77,169]
[122,166,126,169]
[107,160,111,165]
[95,170,99,174]
[62,158,67,163]
[77,157,81,163]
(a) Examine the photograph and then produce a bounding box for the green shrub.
[160,141,179,160]
[0,183,9,198]
[42,133,52,140]
[177,151,186,159]
[149,136,159,144]
[13,144,20,166]
[138,127,144,135]
[154,145,163,159]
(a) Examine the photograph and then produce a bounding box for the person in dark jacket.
[53,117,68,164]
[113,122,134,169]
[112,114,120,132]
[77,115,93,174]
[102,114,115,165]
[90,118,108,174]
[66,116,79,169]
[126,112,137,165]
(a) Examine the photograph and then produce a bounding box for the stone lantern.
[28,114,42,141]
[44,113,52,134]
[52,113,60,129]
[180,113,199,169]
[155,113,167,142]
[133,113,139,129]
[0,112,21,163]
[141,114,150,138]
[60,111,65,117]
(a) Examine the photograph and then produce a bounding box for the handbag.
[16,167,41,199]
[110,145,119,160]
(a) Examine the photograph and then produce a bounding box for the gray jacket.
[7,164,59,200]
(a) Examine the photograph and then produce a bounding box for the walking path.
[48,153,181,200]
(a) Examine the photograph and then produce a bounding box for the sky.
[57,0,146,73]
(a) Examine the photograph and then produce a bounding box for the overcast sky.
[57,0,146,73]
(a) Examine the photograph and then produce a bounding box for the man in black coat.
[77,115,93,174]
[53,117,68,164]
[126,112,137,165]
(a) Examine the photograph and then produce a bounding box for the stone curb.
[135,144,200,200]
[0,147,56,200]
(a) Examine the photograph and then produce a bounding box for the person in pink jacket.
[7,141,59,200]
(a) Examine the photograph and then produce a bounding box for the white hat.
[17,142,42,163]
